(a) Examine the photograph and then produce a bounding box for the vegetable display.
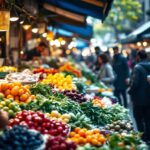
[0,61,147,149]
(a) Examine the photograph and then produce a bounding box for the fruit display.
[67,128,106,146]
[105,120,134,134]
[0,82,35,103]
[59,63,82,77]
[63,90,87,103]
[42,73,75,91]
[0,99,21,118]
[0,61,146,149]
[0,125,44,150]
[46,136,77,150]
[49,110,71,123]
[0,66,17,72]
[33,68,58,74]
[9,110,70,136]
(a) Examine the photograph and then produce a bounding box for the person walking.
[112,46,129,108]
[129,50,150,144]
[98,53,115,88]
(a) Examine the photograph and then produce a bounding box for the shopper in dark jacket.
[129,50,150,144]
[112,46,129,108]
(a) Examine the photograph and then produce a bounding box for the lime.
[13,106,20,112]
[0,101,6,106]
[5,100,11,106]
[8,103,16,109]
[3,106,9,111]
[8,110,15,118]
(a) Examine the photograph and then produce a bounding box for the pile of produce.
[0,99,21,118]
[49,110,71,123]
[67,128,106,146]
[0,125,44,150]
[105,120,134,134]
[42,73,75,91]
[0,82,35,103]
[62,90,87,103]
[59,63,82,77]
[81,101,130,126]
[9,110,69,136]
[0,66,17,72]
[46,136,77,150]
[33,68,58,74]
[0,60,147,149]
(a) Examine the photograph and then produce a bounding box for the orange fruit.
[4,89,11,96]
[11,86,20,96]
[15,96,20,101]
[85,130,92,136]
[74,134,80,138]
[20,93,29,102]
[98,136,106,143]
[18,88,25,96]
[93,129,100,134]
[69,132,76,137]
[91,139,98,145]
[7,83,14,89]
[1,83,9,91]
[78,129,86,137]
[86,135,92,143]
[75,127,80,133]
[78,137,86,144]
[7,95,14,99]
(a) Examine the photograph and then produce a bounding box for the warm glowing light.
[42,33,47,38]
[66,49,71,55]
[137,42,142,47]
[61,40,66,45]
[143,42,148,47]
[32,28,38,33]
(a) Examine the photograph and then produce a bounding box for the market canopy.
[49,23,93,39]
[120,21,150,44]
[39,0,113,21]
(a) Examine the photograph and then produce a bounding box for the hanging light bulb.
[22,17,31,30]
[32,23,38,33]
[19,14,24,24]
[10,6,19,22]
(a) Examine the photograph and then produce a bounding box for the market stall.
[0,60,148,150]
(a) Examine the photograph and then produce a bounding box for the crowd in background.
[91,46,150,145]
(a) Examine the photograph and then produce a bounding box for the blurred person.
[98,53,115,87]
[112,46,129,108]
[128,50,150,144]
[26,42,47,61]
[93,47,102,72]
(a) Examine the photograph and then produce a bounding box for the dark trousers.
[133,105,150,141]
[114,89,128,108]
